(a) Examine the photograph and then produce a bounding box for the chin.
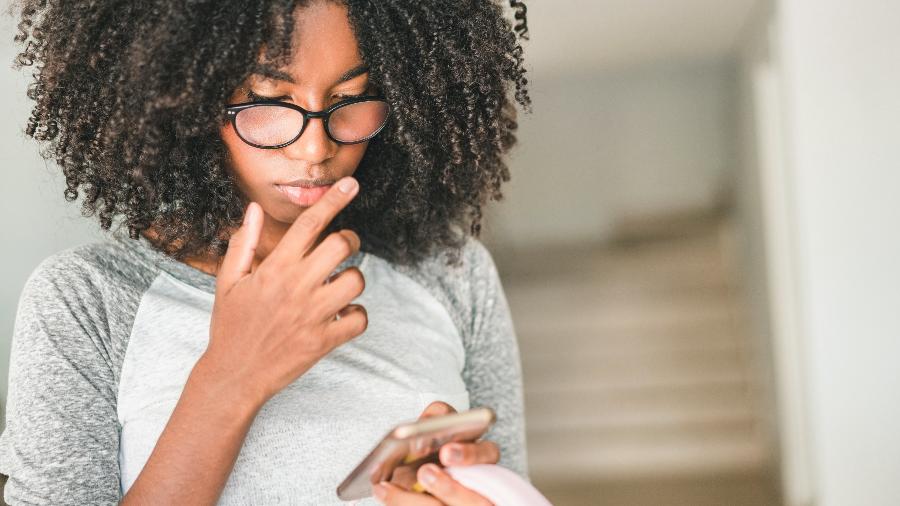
[266,204,309,225]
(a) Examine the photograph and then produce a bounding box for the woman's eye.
[246,90,288,102]
[334,92,368,100]
[244,89,372,103]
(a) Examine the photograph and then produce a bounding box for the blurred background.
[1,0,899,505]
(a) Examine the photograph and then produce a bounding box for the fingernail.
[420,464,439,486]
[338,177,357,193]
[373,482,387,500]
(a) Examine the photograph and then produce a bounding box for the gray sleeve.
[0,252,122,505]
[461,240,530,481]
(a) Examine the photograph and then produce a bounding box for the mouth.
[277,177,337,188]
[274,180,335,206]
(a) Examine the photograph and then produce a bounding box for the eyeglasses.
[224,95,391,149]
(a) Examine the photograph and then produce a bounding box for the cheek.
[220,124,274,191]
[336,141,369,168]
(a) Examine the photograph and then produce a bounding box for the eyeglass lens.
[234,100,389,146]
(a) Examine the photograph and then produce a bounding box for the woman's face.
[221,1,373,225]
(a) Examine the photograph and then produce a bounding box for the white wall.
[734,2,816,505]
[0,6,106,419]
[773,0,900,504]
[487,60,737,248]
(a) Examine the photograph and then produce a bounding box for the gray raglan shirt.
[0,227,528,505]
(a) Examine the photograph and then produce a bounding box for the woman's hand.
[373,401,499,505]
[199,176,368,408]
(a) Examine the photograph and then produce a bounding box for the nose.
[281,114,337,164]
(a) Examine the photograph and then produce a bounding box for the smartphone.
[336,407,496,501]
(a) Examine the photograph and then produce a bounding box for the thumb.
[216,201,263,293]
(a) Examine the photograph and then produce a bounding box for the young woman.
[0,0,531,504]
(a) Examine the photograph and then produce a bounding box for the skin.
[214,0,373,269]
[124,3,501,505]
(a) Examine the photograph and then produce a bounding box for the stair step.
[517,326,747,357]
[521,342,749,373]
[522,353,750,389]
[495,217,773,484]
[510,298,747,337]
[526,425,769,480]
[523,370,754,396]
[524,379,753,410]
[526,405,756,433]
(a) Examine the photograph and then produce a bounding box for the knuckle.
[436,401,454,414]
[354,306,369,333]
[346,266,366,294]
[343,229,361,249]
[319,232,352,260]
[292,306,316,328]
[331,232,354,257]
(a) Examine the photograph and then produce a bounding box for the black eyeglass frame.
[224,95,391,149]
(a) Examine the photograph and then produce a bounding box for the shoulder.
[386,235,502,339]
[392,235,496,280]
[15,238,160,359]
[8,237,167,397]
[22,238,152,304]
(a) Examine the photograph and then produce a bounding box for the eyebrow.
[251,62,370,84]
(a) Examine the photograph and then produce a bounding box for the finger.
[417,401,457,421]
[270,176,359,265]
[373,481,441,506]
[439,440,500,467]
[322,230,362,282]
[417,463,493,506]
[317,266,365,320]
[322,304,368,346]
[216,201,263,294]
[302,229,361,287]
[388,462,421,490]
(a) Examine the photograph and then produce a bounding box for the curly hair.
[11,0,530,267]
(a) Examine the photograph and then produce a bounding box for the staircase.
[490,213,778,505]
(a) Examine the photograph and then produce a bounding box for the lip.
[278,177,337,188]
[275,182,333,206]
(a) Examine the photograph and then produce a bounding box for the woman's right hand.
[200,176,368,408]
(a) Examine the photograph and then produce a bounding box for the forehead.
[252,1,364,87]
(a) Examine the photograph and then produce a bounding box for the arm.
[119,357,262,505]
[460,240,529,480]
[0,252,265,506]
[128,189,366,505]
[0,255,122,505]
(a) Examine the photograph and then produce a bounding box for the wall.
[775,0,900,504]
[487,60,737,249]
[0,7,107,422]
[733,1,815,504]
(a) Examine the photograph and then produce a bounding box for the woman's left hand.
[372,401,497,505]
